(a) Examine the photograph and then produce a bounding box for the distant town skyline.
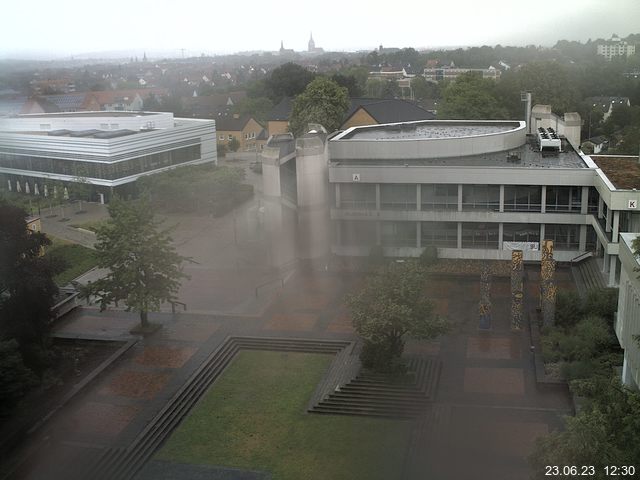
[1,0,639,60]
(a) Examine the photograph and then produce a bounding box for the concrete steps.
[310,357,441,419]
[79,336,350,480]
[573,257,606,298]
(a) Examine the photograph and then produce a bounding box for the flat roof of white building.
[334,120,522,141]
[329,119,587,168]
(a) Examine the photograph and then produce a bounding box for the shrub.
[419,246,438,267]
[0,339,38,415]
[584,288,618,321]
[360,339,405,374]
[367,245,385,269]
[555,290,584,328]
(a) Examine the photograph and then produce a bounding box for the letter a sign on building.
[629,199,637,209]
[352,173,361,182]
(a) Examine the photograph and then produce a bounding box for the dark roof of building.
[591,155,640,190]
[268,97,436,126]
[585,136,608,144]
[216,114,260,131]
[267,97,293,121]
[345,98,436,124]
[41,93,86,110]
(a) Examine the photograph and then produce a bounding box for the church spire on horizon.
[308,32,315,52]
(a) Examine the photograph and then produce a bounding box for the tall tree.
[84,197,189,328]
[289,77,349,136]
[0,202,59,370]
[347,262,449,372]
[264,62,316,103]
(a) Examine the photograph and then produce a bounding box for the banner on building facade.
[503,241,539,251]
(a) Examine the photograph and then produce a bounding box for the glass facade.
[421,184,457,210]
[381,221,417,247]
[462,184,500,211]
[339,220,376,247]
[462,222,499,249]
[544,224,580,250]
[380,184,416,210]
[545,186,582,212]
[503,223,540,244]
[340,183,376,210]
[504,185,542,212]
[421,221,458,248]
[331,181,606,256]
[0,144,201,181]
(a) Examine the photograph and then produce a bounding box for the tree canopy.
[0,202,60,370]
[347,261,449,371]
[439,72,508,119]
[264,62,316,103]
[530,378,640,477]
[84,197,189,328]
[289,77,349,136]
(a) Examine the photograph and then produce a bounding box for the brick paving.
[6,265,574,480]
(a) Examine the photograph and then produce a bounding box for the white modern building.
[261,116,640,290]
[597,35,636,60]
[615,233,640,389]
[0,111,216,201]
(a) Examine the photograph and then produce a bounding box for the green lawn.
[157,350,413,480]
[45,237,98,286]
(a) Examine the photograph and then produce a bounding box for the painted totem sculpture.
[479,262,492,330]
[511,250,524,330]
[540,239,557,326]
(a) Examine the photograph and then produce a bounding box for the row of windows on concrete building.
[337,220,597,251]
[335,184,599,213]
[0,145,201,181]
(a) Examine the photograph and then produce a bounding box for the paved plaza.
[5,161,576,479]
[5,265,575,480]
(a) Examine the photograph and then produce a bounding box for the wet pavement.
[9,163,577,479]
[3,266,576,480]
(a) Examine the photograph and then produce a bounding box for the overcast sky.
[1,0,639,59]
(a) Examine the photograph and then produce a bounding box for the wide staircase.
[310,356,442,419]
[78,336,351,480]
[571,254,607,297]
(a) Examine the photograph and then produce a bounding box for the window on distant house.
[228,134,233,140]
[219,134,224,140]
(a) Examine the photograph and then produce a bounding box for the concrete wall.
[295,134,331,263]
[616,233,640,389]
[330,121,526,160]
[329,164,594,187]
[530,105,581,150]
[0,111,174,132]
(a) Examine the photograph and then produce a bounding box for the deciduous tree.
[289,77,349,136]
[439,72,508,119]
[0,202,60,370]
[530,378,640,477]
[347,261,449,372]
[84,197,189,328]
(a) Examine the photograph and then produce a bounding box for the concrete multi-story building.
[597,35,636,60]
[0,111,216,202]
[615,233,640,389]
[261,117,640,387]
[423,66,500,82]
[261,116,640,288]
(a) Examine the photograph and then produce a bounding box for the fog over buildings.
[1,0,639,59]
